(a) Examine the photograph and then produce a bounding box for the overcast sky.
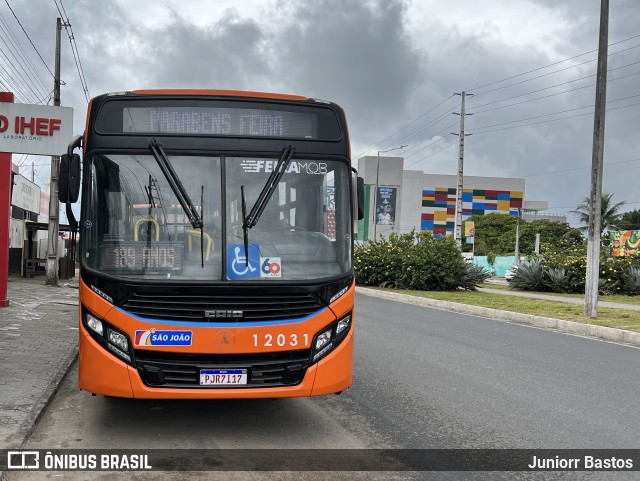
[2,0,639,225]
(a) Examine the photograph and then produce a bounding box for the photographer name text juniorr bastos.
[528,455,633,470]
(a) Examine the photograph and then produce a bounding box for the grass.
[367,286,640,333]
[479,282,640,306]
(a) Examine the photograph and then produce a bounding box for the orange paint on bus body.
[78,280,354,399]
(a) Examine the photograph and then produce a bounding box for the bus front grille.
[122,293,324,322]
[134,350,310,388]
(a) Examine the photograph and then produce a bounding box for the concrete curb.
[356,287,640,348]
[1,348,78,481]
[16,347,79,449]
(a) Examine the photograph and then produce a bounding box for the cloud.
[72,3,270,92]
[2,0,639,220]
[268,0,428,143]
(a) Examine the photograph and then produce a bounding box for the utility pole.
[585,0,609,318]
[514,208,522,265]
[46,17,62,286]
[31,161,34,182]
[452,91,472,245]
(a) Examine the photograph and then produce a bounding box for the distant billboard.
[610,230,640,257]
[465,221,475,237]
[11,174,40,213]
[375,187,397,225]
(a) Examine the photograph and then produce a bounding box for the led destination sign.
[123,107,316,138]
[101,243,183,271]
[94,98,342,140]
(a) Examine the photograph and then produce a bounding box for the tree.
[616,209,640,231]
[570,192,625,235]
[466,213,579,256]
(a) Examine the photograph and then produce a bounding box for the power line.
[54,0,90,103]
[471,43,640,100]
[467,61,640,112]
[354,95,456,159]
[3,0,55,79]
[469,100,640,135]
[0,63,36,102]
[35,88,54,104]
[359,35,640,171]
[0,10,51,95]
[521,157,640,180]
[382,111,458,160]
[402,121,459,161]
[468,32,640,93]
[0,37,48,101]
[359,44,640,169]
[468,94,640,132]
[404,139,458,170]
[468,83,595,115]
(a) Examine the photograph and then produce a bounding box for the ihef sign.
[0,102,73,155]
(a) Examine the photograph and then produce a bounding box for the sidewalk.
[478,287,640,312]
[357,285,640,348]
[0,276,79,451]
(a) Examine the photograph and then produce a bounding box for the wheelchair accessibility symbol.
[227,244,260,279]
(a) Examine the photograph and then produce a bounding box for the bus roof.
[129,89,309,101]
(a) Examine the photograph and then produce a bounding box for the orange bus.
[59,90,363,399]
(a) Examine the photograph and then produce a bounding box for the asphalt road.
[7,293,640,480]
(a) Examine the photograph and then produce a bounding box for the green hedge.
[355,231,488,291]
[510,245,640,295]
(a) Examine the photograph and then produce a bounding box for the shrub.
[540,243,640,295]
[458,264,491,291]
[354,230,484,291]
[397,233,468,290]
[508,259,546,291]
[544,267,573,293]
[621,267,640,295]
[354,232,414,286]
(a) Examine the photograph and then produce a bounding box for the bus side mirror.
[59,153,81,203]
[357,176,365,220]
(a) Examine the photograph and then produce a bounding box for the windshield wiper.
[240,145,295,265]
[149,139,203,230]
[241,185,249,266]
[244,145,295,229]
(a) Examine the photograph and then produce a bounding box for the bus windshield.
[82,153,351,281]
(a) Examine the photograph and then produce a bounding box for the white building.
[357,155,564,241]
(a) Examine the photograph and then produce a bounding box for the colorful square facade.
[421,187,523,237]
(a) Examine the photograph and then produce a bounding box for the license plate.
[200,369,247,386]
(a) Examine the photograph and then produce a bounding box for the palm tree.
[570,192,625,235]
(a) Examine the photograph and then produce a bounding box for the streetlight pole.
[373,144,407,240]
[514,208,522,265]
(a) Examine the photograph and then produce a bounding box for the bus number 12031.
[252,333,309,348]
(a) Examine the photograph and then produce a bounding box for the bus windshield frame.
[80,150,353,283]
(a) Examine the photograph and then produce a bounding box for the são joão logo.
[135,328,192,346]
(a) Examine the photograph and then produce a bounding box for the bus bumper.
[79,324,353,399]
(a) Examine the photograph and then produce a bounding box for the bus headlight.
[336,315,351,335]
[315,329,332,350]
[86,313,104,336]
[310,313,352,364]
[107,329,129,352]
[83,309,133,365]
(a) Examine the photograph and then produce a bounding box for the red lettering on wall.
[49,118,61,135]
[0,115,7,133]
[19,117,36,135]
[35,118,48,135]
[9,117,63,136]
